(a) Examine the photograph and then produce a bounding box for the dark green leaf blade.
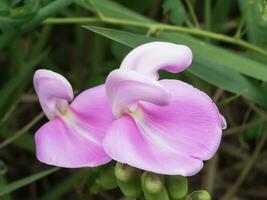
[239,0,267,49]
[84,26,267,108]
[0,168,59,196]
[162,0,187,25]
[0,50,48,120]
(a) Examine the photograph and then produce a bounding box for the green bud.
[141,172,169,200]
[166,175,188,199]
[187,190,211,200]
[96,165,117,190]
[115,162,142,198]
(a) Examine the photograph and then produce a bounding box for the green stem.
[204,0,211,31]
[185,0,200,28]
[0,0,74,49]
[234,17,246,38]
[44,17,100,24]
[43,17,267,58]
[0,113,44,149]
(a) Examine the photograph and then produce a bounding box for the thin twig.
[185,0,200,28]
[220,133,267,200]
[223,119,263,137]
[204,0,211,31]
[213,88,224,102]
[203,88,224,194]
[0,112,44,149]
[21,94,38,103]
[0,102,18,128]
[149,0,163,19]
[203,154,218,195]
[249,103,267,122]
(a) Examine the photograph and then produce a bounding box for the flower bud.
[96,165,117,190]
[115,162,142,198]
[187,190,211,200]
[141,172,169,200]
[166,175,188,199]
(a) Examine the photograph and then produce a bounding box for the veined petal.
[106,69,170,118]
[103,80,222,175]
[120,42,192,80]
[35,85,113,167]
[33,69,74,120]
[70,84,115,138]
[35,116,111,168]
[103,115,203,176]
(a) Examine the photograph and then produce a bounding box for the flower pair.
[34,42,226,176]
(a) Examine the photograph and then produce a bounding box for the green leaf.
[41,171,84,200]
[211,0,233,32]
[84,26,267,108]
[0,127,35,153]
[83,26,156,46]
[244,114,267,140]
[0,168,59,196]
[0,174,11,200]
[218,90,248,107]
[162,0,187,25]
[0,0,74,49]
[158,31,267,83]
[0,50,48,120]
[0,0,40,31]
[87,0,153,22]
[115,0,154,13]
[0,161,7,176]
[239,0,267,49]
[84,0,267,82]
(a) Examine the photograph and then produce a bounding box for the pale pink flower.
[33,69,114,167]
[103,42,226,176]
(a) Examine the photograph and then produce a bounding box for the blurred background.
[0,0,267,199]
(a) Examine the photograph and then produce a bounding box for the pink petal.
[103,80,222,176]
[35,85,114,167]
[137,80,222,161]
[106,69,170,117]
[120,42,192,80]
[70,84,115,138]
[33,69,74,120]
[220,114,227,129]
[103,115,203,176]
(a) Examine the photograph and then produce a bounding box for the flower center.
[127,105,143,120]
[54,100,69,117]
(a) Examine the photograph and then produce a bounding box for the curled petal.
[120,42,192,80]
[220,114,227,129]
[103,80,222,175]
[35,85,113,167]
[33,69,74,120]
[106,69,170,118]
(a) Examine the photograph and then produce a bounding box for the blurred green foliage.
[1,0,267,199]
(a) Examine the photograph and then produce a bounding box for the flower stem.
[0,112,44,149]
[43,17,267,58]
[185,0,200,28]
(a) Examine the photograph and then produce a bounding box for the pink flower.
[33,69,114,167]
[103,42,226,176]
